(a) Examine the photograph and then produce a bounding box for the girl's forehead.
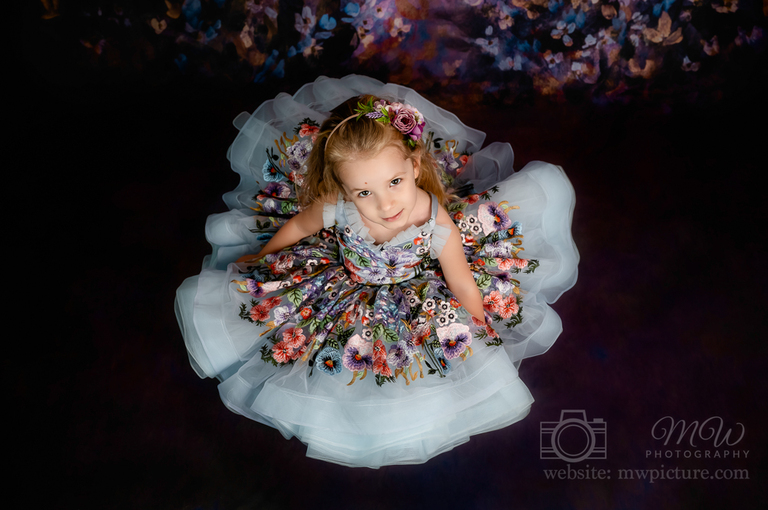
[338,146,411,187]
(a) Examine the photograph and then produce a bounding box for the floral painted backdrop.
[47,0,767,104]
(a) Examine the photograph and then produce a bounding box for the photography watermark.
[540,412,750,482]
[540,409,607,463]
[647,416,748,460]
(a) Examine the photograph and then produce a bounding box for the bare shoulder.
[435,202,458,230]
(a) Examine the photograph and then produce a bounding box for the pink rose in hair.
[391,109,417,135]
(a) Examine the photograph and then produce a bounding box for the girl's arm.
[435,207,486,323]
[236,200,327,263]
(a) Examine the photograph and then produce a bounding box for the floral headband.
[324,98,427,157]
[354,98,425,148]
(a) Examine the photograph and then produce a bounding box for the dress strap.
[430,192,439,221]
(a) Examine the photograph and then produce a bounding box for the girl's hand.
[236,201,327,264]
[236,253,264,264]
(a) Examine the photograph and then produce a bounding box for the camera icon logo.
[540,410,607,463]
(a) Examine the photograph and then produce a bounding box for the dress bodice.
[324,192,451,285]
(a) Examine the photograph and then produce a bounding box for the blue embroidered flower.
[262,159,285,182]
[435,351,452,374]
[316,347,343,375]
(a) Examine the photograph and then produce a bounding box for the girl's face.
[338,145,421,235]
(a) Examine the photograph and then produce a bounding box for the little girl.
[175,75,579,468]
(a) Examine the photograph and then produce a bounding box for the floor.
[14,38,767,510]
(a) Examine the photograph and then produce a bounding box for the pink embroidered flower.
[270,254,293,274]
[511,258,529,269]
[465,194,480,204]
[249,304,270,322]
[261,281,284,294]
[498,258,514,270]
[498,296,519,319]
[289,171,305,187]
[272,340,293,364]
[298,123,319,138]
[282,327,306,348]
[263,296,282,309]
[483,290,502,312]
[412,322,431,346]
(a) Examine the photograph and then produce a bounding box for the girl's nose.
[378,196,394,212]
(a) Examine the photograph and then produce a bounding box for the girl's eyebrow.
[348,172,405,192]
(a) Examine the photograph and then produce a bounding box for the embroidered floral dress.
[175,75,579,468]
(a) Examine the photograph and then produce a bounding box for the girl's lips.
[383,210,403,222]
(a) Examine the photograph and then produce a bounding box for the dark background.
[13,1,768,508]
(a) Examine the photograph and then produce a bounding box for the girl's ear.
[411,150,422,180]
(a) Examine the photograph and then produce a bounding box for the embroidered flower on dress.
[437,323,472,359]
[485,240,512,258]
[263,181,292,198]
[273,305,293,324]
[314,347,341,375]
[272,340,294,363]
[498,296,520,319]
[282,327,306,348]
[478,202,513,235]
[249,304,270,321]
[387,341,414,369]
[483,290,503,313]
[372,339,392,376]
[262,159,285,182]
[343,334,373,371]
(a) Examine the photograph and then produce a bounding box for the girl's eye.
[390,178,401,186]
[358,190,370,198]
